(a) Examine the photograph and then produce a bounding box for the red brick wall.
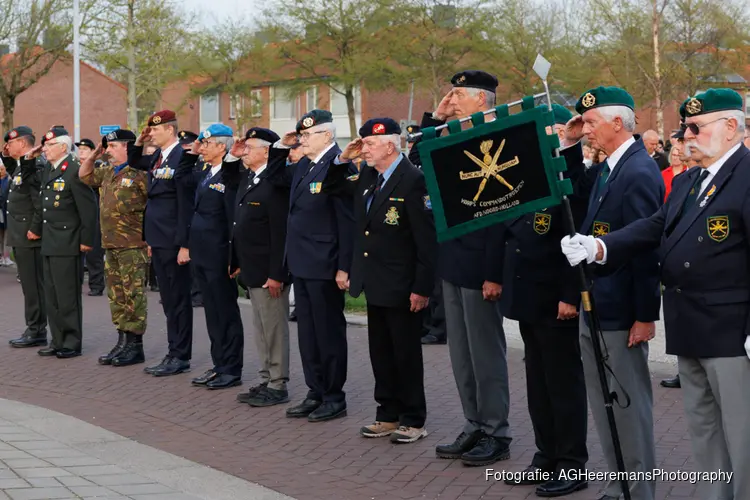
[362,88,434,126]
[7,60,127,142]
[160,81,200,134]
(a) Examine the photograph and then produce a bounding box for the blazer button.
[676,288,682,293]
[364,252,369,257]
[365,231,370,236]
[698,236,703,242]
[660,285,666,292]
[684,262,690,268]
[515,248,521,253]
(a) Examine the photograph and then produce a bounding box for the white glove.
[561,234,599,266]
[745,336,750,360]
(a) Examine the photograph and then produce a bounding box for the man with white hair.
[332,118,436,443]
[33,126,97,358]
[560,86,664,500]
[642,129,669,170]
[563,88,750,500]
[272,109,355,422]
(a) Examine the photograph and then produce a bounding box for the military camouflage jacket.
[80,162,148,249]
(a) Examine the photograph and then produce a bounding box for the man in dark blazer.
[562,86,663,500]
[178,124,244,389]
[563,88,750,500]
[500,105,594,497]
[271,109,355,422]
[128,110,194,377]
[34,127,97,358]
[413,71,512,467]
[332,118,436,443]
[2,126,47,348]
[643,130,669,171]
[230,127,292,406]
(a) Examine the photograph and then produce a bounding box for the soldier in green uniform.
[79,129,149,366]
[32,127,97,359]
[1,126,47,347]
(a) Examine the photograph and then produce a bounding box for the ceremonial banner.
[418,97,572,241]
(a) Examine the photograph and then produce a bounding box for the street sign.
[99,125,120,136]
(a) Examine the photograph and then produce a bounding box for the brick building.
[2,57,127,142]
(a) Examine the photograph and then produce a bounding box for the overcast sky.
[181,0,261,27]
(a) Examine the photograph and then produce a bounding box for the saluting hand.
[563,115,585,145]
[91,143,105,162]
[410,294,429,313]
[229,137,246,158]
[1,143,9,157]
[281,131,299,148]
[189,140,201,155]
[340,139,363,162]
[434,90,456,121]
[136,127,152,146]
[26,145,43,159]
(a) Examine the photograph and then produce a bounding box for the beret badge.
[685,98,702,116]
[373,123,386,134]
[45,132,53,140]
[456,75,466,84]
[204,130,211,138]
[152,115,162,125]
[9,130,17,139]
[581,93,596,108]
[302,117,314,128]
[250,130,256,137]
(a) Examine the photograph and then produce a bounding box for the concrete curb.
[0,398,295,500]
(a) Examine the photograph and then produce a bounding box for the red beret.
[148,110,176,127]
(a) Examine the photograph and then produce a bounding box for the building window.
[272,87,297,120]
[200,93,220,125]
[306,87,318,112]
[330,85,360,116]
[746,93,750,117]
[250,89,262,117]
[229,95,238,120]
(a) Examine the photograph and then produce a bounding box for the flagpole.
[73,0,81,143]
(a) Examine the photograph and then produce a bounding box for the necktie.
[307,161,316,174]
[681,169,710,214]
[367,174,384,213]
[246,171,256,188]
[152,154,162,173]
[596,160,611,196]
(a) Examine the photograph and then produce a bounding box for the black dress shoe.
[98,331,126,365]
[660,374,681,388]
[421,334,446,345]
[247,387,290,407]
[308,401,347,422]
[9,336,47,348]
[236,382,269,403]
[206,373,242,390]
[38,347,59,357]
[536,478,588,497]
[151,357,190,377]
[150,285,160,292]
[286,398,322,418]
[111,336,145,366]
[288,312,297,322]
[461,435,510,466]
[56,349,82,359]
[144,356,171,375]
[88,290,104,296]
[504,465,548,485]
[191,369,217,386]
[436,430,484,459]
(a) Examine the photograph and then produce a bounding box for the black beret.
[359,118,401,138]
[451,70,498,94]
[4,126,34,142]
[41,127,69,145]
[245,127,280,144]
[296,109,333,133]
[75,139,96,150]
[102,129,136,148]
[178,130,198,145]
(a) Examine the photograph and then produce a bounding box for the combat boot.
[98,330,126,365]
[111,333,145,367]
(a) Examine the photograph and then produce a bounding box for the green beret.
[551,104,574,125]
[296,109,333,133]
[681,88,743,118]
[575,86,635,115]
[679,98,689,120]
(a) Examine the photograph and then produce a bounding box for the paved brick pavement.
[0,267,703,500]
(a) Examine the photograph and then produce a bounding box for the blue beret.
[359,118,401,138]
[245,127,280,144]
[199,123,233,141]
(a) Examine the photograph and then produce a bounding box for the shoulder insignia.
[533,212,551,235]
[707,215,729,242]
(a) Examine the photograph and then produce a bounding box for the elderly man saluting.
[563,88,750,500]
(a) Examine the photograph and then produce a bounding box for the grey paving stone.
[109,483,175,495]
[69,485,119,497]
[56,475,94,487]
[28,449,85,459]
[5,488,76,500]
[130,495,203,500]
[10,442,68,452]
[64,465,127,476]
[46,456,104,468]
[13,468,71,479]
[0,479,27,489]
[0,452,33,461]
[88,474,156,486]
[2,459,49,469]
[26,478,61,487]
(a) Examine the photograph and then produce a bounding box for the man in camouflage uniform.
[79,129,149,366]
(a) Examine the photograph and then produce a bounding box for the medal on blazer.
[52,179,65,192]
[384,206,400,225]
[699,184,716,208]
[120,178,134,187]
[12,175,22,186]
[209,183,226,193]
[309,182,322,194]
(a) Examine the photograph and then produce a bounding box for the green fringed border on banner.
[418,99,573,242]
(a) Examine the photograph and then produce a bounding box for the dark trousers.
[190,264,203,305]
[43,255,83,351]
[422,276,446,339]
[151,247,193,361]
[519,321,588,472]
[15,246,47,338]
[367,303,426,428]
[293,277,347,403]
[85,246,105,293]
[148,261,158,288]
[193,263,244,376]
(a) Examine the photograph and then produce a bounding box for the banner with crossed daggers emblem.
[417,97,573,241]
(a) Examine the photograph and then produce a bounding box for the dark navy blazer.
[580,138,665,331]
[127,143,193,249]
[601,145,750,358]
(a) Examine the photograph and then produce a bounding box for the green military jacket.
[1,154,44,248]
[80,162,148,249]
[39,154,98,257]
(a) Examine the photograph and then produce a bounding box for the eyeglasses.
[200,140,218,146]
[685,117,728,136]
[298,131,327,141]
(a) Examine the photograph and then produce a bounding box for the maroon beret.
[148,110,177,127]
